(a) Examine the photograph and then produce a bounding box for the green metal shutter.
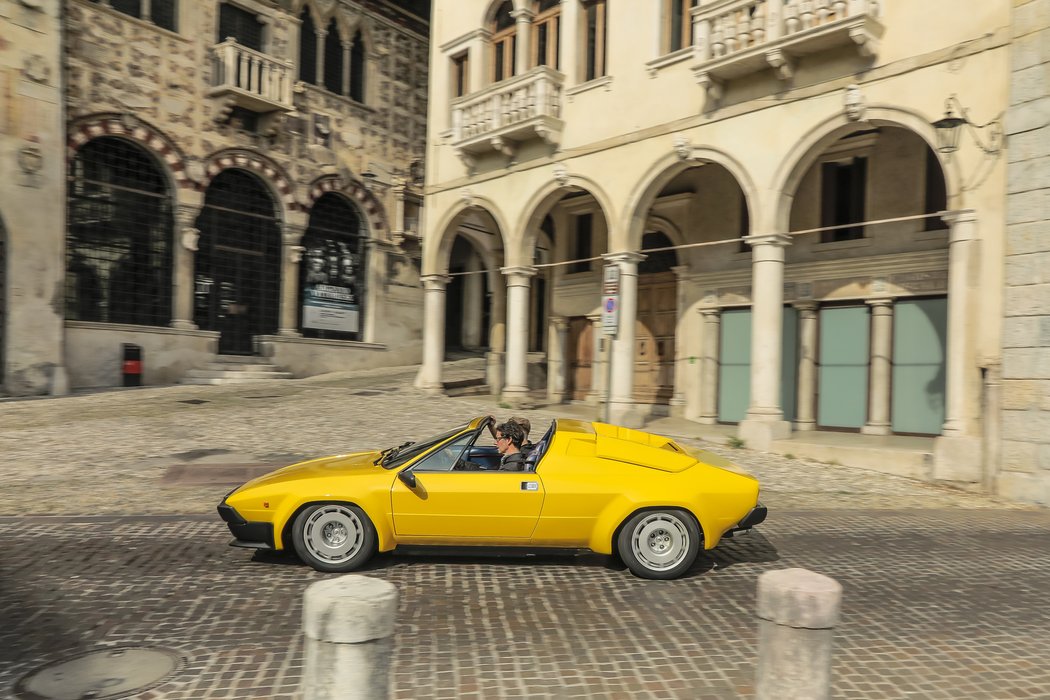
[781,306,799,423]
[718,309,751,423]
[891,298,947,434]
[818,306,870,429]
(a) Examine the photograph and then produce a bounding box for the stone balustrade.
[209,39,295,112]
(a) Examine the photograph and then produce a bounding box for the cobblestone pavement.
[1,509,1048,699]
[1,361,1047,698]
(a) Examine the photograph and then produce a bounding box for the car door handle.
[521,481,539,491]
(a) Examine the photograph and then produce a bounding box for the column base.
[421,383,446,397]
[608,401,645,429]
[500,386,533,409]
[697,415,719,425]
[170,320,198,331]
[860,422,891,436]
[486,352,504,397]
[49,365,70,396]
[738,419,792,451]
[933,434,984,484]
[793,419,816,432]
[278,329,303,338]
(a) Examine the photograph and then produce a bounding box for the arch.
[306,174,387,236]
[623,145,759,252]
[300,191,366,340]
[517,173,617,265]
[292,0,326,31]
[68,114,190,192]
[426,194,513,275]
[201,149,295,221]
[483,0,520,27]
[770,106,961,234]
[323,17,345,93]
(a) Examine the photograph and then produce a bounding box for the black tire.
[291,503,376,573]
[616,508,701,580]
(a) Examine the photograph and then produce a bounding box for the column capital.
[942,208,978,243]
[551,316,570,332]
[941,208,977,226]
[175,203,201,229]
[793,300,819,314]
[866,297,895,309]
[698,306,721,318]
[586,313,601,323]
[500,265,538,279]
[510,8,535,21]
[743,233,793,248]
[421,274,452,290]
[602,251,646,265]
[282,224,306,246]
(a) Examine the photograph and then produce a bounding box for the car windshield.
[378,423,471,469]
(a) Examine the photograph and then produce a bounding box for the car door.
[390,434,544,540]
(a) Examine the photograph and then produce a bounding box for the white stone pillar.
[315,28,327,85]
[461,256,484,348]
[560,0,579,81]
[172,201,202,330]
[279,222,306,337]
[862,298,894,435]
[486,269,506,394]
[511,9,534,76]
[546,316,569,403]
[605,251,646,427]
[793,302,819,431]
[670,265,690,417]
[933,209,983,483]
[698,307,721,425]
[418,274,450,395]
[586,313,603,404]
[739,233,793,449]
[341,39,352,96]
[361,239,389,344]
[501,265,537,405]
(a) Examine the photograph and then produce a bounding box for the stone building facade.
[0,0,428,395]
[420,1,1043,501]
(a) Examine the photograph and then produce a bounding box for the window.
[218,2,264,52]
[299,8,318,84]
[66,137,173,327]
[324,19,344,94]
[491,1,517,82]
[299,193,365,341]
[349,31,366,102]
[583,0,607,81]
[95,0,178,32]
[412,434,475,472]
[924,148,948,231]
[820,157,867,242]
[664,0,696,54]
[451,51,470,98]
[533,0,561,69]
[570,213,593,273]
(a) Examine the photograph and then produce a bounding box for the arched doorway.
[634,231,678,405]
[66,136,173,326]
[446,234,492,352]
[299,193,366,341]
[194,169,281,355]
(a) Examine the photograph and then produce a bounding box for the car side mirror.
[398,470,417,489]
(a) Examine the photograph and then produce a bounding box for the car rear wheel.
[617,509,700,580]
[292,503,376,573]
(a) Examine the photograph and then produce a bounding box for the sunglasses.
[495,435,509,442]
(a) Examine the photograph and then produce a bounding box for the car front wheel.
[292,503,376,573]
[617,509,700,580]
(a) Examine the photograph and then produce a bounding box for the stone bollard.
[755,568,842,700]
[302,575,399,700]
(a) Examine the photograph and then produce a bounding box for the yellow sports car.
[217,416,766,580]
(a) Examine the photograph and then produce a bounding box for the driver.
[494,421,526,471]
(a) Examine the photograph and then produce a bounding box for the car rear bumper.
[217,502,275,550]
[730,503,768,533]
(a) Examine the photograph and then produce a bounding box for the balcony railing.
[451,66,565,167]
[208,39,294,112]
[692,0,884,101]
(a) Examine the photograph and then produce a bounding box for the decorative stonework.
[68,115,193,189]
[307,175,388,233]
[203,150,296,210]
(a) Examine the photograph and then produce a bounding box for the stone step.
[214,355,274,364]
[182,369,294,380]
[199,362,283,373]
[180,375,294,385]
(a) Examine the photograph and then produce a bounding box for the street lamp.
[932,94,1003,159]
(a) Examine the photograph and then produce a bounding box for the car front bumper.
[217,501,275,550]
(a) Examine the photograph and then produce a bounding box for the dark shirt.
[500,451,525,471]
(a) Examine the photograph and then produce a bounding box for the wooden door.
[633,273,676,405]
[567,316,593,401]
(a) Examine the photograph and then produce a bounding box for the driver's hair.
[495,421,525,449]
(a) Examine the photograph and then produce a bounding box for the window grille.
[299,193,365,341]
[324,20,345,94]
[219,2,263,52]
[194,170,281,355]
[93,0,177,32]
[299,9,318,84]
[66,137,173,327]
[349,32,366,102]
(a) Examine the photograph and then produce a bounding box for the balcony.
[692,0,884,102]
[208,39,294,113]
[451,66,565,168]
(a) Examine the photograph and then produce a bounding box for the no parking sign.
[601,265,619,337]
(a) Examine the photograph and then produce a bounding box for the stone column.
[586,313,603,405]
[546,316,569,403]
[172,199,203,330]
[341,40,352,96]
[511,9,534,76]
[669,265,690,417]
[559,0,579,82]
[739,233,793,449]
[501,265,537,406]
[933,209,983,483]
[862,298,894,435]
[461,257,484,349]
[698,307,721,425]
[315,28,327,84]
[418,274,451,395]
[361,239,391,344]
[605,251,646,428]
[793,301,818,431]
[486,269,506,394]
[278,221,306,336]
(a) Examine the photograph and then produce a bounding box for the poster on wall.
[301,241,360,334]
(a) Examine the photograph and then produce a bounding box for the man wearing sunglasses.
[493,421,526,471]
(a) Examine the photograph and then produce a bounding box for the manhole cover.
[14,646,181,700]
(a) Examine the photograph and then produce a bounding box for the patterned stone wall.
[1000,0,1050,504]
